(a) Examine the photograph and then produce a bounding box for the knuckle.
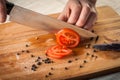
[74,5,82,9]
[76,20,85,27]
[84,4,91,11]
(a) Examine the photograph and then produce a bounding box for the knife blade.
[93,43,120,51]
[6,2,97,38]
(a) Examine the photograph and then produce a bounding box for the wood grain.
[0,6,120,80]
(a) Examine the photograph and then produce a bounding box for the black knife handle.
[93,43,120,52]
[6,1,14,14]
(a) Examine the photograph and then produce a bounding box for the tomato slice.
[56,28,80,48]
[46,45,72,59]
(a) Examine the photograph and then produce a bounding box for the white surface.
[7,0,120,15]
[7,0,120,80]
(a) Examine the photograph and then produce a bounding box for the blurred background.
[7,0,120,15]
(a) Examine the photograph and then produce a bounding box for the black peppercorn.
[22,50,24,52]
[45,75,48,78]
[26,50,30,53]
[51,67,54,70]
[93,49,97,52]
[65,67,68,70]
[91,54,94,57]
[68,60,72,63]
[86,53,90,56]
[83,60,87,63]
[80,65,83,68]
[48,72,52,75]
[37,62,42,65]
[31,54,35,57]
[17,53,20,55]
[25,44,29,47]
[75,58,78,61]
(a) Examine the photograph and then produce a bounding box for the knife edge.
[9,5,97,38]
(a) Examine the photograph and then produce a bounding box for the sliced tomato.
[56,28,80,48]
[46,45,72,59]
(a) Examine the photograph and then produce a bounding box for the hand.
[58,0,97,30]
[0,0,6,23]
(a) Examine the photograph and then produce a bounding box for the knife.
[93,43,120,51]
[6,2,97,38]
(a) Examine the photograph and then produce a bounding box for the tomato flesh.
[46,45,72,59]
[56,28,80,48]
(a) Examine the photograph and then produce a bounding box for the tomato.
[56,28,80,48]
[46,45,72,59]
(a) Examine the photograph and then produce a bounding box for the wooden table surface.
[4,0,120,80]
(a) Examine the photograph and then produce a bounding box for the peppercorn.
[80,65,83,68]
[17,53,20,55]
[31,54,35,57]
[68,60,72,63]
[25,44,29,47]
[75,58,78,61]
[51,67,54,70]
[93,49,97,52]
[83,60,87,63]
[26,50,30,53]
[86,53,90,56]
[91,54,94,57]
[22,50,24,52]
[37,62,42,65]
[48,72,52,75]
[65,67,68,70]
[45,75,48,78]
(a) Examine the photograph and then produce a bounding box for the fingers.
[67,5,81,24]
[0,0,6,23]
[84,12,97,30]
[76,5,91,27]
[58,0,97,30]
[58,13,68,22]
[58,0,80,23]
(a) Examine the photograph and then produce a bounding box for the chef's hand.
[58,0,97,30]
[0,0,6,23]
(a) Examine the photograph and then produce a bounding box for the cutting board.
[0,6,120,80]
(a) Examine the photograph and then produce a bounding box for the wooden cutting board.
[0,6,120,80]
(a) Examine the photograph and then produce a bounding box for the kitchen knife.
[93,43,120,51]
[6,2,97,38]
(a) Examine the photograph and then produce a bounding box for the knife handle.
[6,1,14,14]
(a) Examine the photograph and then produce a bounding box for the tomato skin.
[56,28,80,48]
[46,45,72,59]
